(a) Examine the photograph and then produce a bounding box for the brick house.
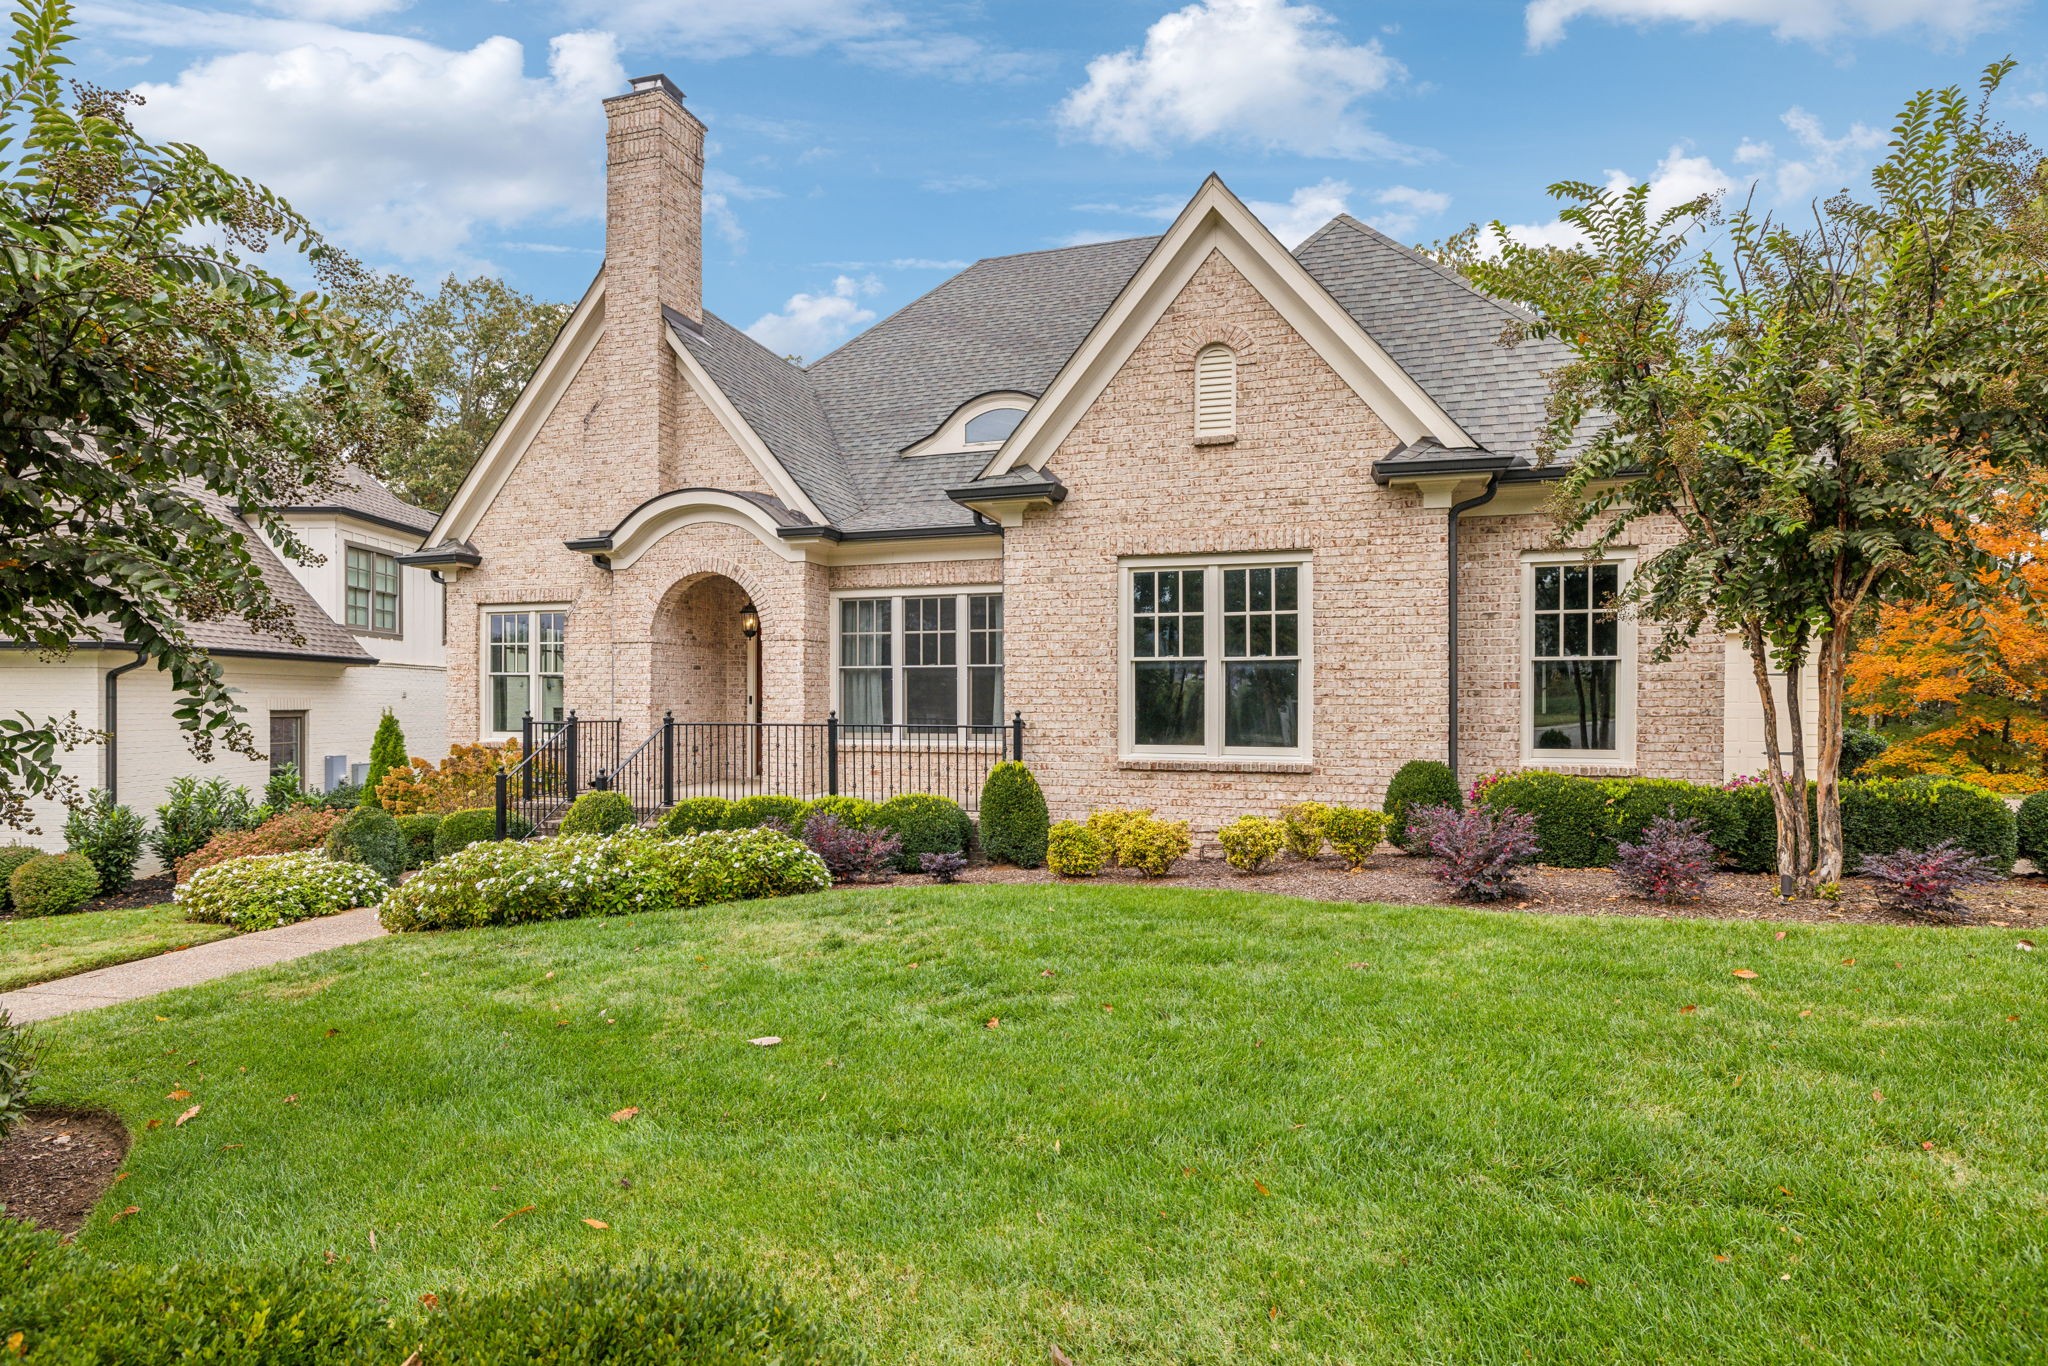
[407,74,1811,829]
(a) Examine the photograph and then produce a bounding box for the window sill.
[1192,432,1237,447]
[1119,756,1313,774]
[1518,755,1637,773]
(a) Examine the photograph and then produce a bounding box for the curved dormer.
[900,392,1036,458]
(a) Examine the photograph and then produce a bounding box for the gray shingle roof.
[262,464,440,536]
[671,218,1574,532]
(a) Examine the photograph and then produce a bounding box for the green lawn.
[0,903,236,992]
[31,885,2047,1363]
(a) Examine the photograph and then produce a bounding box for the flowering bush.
[1465,771,1508,806]
[1278,802,1328,860]
[1046,821,1110,877]
[1857,841,1997,922]
[374,740,521,816]
[1321,806,1391,869]
[378,829,826,932]
[1407,804,1538,902]
[919,851,967,883]
[175,806,343,883]
[1613,815,1716,904]
[799,813,900,882]
[1217,815,1286,873]
[176,852,387,930]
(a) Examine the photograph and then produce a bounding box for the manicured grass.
[34,885,2048,1363]
[0,904,236,992]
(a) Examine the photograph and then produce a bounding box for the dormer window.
[901,392,1038,457]
[1194,343,1237,442]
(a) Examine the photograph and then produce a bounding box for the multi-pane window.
[268,711,305,779]
[344,546,400,635]
[835,592,1004,731]
[1127,559,1308,756]
[486,609,566,734]
[1528,560,1622,753]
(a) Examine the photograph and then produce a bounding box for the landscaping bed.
[0,1109,128,1235]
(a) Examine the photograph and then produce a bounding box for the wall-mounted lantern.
[739,602,760,640]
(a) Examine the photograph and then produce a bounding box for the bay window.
[836,591,1003,732]
[485,608,566,735]
[1123,556,1310,758]
[1524,556,1632,760]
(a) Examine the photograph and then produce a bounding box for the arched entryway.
[650,572,761,731]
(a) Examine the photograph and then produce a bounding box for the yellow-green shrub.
[1321,806,1391,869]
[1046,821,1110,877]
[1085,808,1150,864]
[1279,802,1329,860]
[1217,815,1286,873]
[1116,814,1192,877]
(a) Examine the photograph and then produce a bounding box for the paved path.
[0,908,387,1024]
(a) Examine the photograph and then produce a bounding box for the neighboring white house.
[4,467,447,868]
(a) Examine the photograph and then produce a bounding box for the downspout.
[1445,474,1501,780]
[103,649,147,800]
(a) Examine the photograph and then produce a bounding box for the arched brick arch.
[1179,322,1259,370]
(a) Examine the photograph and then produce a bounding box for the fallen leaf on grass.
[219,1144,242,1151]
[1040,969,1056,977]
[1872,1090,1884,1103]
[748,1036,781,1047]
[1268,1305,1279,1321]
[1679,1005,1697,1014]
[324,1029,339,1038]
[145,1120,160,1131]
[1842,958,1856,966]
[1568,1275,1589,1287]
[1253,1180,1271,1196]
[1922,1141,1936,1151]
[2017,940,2034,952]
[1778,1186,1794,1197]
[283,1094,298,1104]
[113,1172,129,1183]
[400,1352,422,1366]
[582,1218,609,1229]
[1713,1255,1729,1263]
[493,1205,535,1227]
[1799,1009,1813,1018]
[419,1292,439,1309]
[109,1205,139,1224]
[8,1330,23,1356]
[610,1107,639,1123]
[165,1089,190,1100]
[1049,1346,1075,1366]
[986,1018,1000,1029]
[173,1105,200,1127]
[1732,968,1759,980]
[1774,931,1787,941]
[154,1016,167,1022]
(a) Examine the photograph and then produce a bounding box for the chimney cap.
[616,73,685,105]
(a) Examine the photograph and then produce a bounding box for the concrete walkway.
[0,907,387,1024]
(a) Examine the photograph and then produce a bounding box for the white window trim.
[900,394,1035,458]
[480,603,569,741]
[828,587,1006,737]
[1119,552,1313,762]
[342,542,403,639]
[1518,550,1637,769]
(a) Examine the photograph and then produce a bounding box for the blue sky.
[71,0,2048,358]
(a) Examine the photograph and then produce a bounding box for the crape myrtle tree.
[0,0,426,828]
[1463,63,2048,897]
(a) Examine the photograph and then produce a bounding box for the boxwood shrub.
[8,853,100,917]
[729,794,809,830]
[1606,778,1743,851]
[397,812,442,868]
[175,852,387,929]
[322,804,407,883]
[979,762,1049,868]
[2018,790,2048,867]
[655,796,736,837]
[873,793,971,871]
[433,807,532,859]
[801,795,879,831]
[1840,777,2016,873]
[1480,771,1615,867]
[1046,820,1110,877]
[560,790,638,837]
[1217,815,1285,872]
[0,844,42,912]
[1384,760,1461,849]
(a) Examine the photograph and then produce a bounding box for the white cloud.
[1057,0,1408,158]
[1524,0,2019,48]
[745,274,881,360]
[1497,144,1734,249]
[1365,184,1451,238]
[1248,178,1353,246]
[100,4,624,267]
[923,174,995,193]
[570,0,1035,81]
[703,169,781,249]
[253,0,407,20]
[1769,106,1884,202]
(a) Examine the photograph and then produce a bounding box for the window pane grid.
[836,593,1003,731]
[1130,562,1304,754]
[488,610,567,732]
[1529,562,1620,753]
[346,547,400,633]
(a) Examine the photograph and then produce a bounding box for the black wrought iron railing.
[494,711,1025,836]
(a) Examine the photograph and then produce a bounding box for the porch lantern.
[739,602,760,639]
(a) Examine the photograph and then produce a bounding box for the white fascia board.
[980,176,1473,480]
[601,490,813,570]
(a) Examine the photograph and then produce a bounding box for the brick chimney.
[602,74,705,482]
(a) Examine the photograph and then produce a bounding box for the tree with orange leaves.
[1847,474,2048,793]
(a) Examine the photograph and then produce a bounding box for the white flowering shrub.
[378,828,828,933]
[175,852,388,930]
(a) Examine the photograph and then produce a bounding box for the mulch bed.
[0,1109,130,1237]
[942,849,2048,928]
[79,872,176,914]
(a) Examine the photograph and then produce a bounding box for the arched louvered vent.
[1194,343,1237,440]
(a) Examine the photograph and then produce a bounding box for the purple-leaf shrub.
[1613,814,1717,904]
[1406,803,1538,902]
[800,812,901,882]
[1857,840,1996,922]
[919,850,967,883]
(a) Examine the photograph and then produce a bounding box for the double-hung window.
[836,591,1003,732]
[485,609,566,735]
[1124,556,1310,758]
[344,546,400,635]
[1525,556,1632,759]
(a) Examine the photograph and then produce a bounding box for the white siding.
[263,513,445,669]
[1720,636,1822,782]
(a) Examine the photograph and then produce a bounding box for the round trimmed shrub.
[728,794,809,831]
[560,790,638,837]
[800,795,879,831]
[1217,815,1286,873]
[655,796,736,837]
[1480,770,1614,867]
[2018,791,2048,869]
[0,845,44,912]
[1321,806,1391,869]
[1279,801,1329,860]
[63,791,146,895]
[1839,726,1889,778]
[323,804,407,883]
[8,853,100,917]
[397,813,442,868]
[979,763,1049,868]
[177,806,344,884]
[1384,760,1461,849]
[433,807,531,859]
[874,793,970,872]
[1046,821,1109,877]
[176,852,387,929]
[1115,814,1191,877]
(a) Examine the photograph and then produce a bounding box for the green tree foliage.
[0,0,424,828]
[361,709,408,807]
[1463,64,2048,895]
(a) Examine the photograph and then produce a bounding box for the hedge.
[1480,771,1615,868]
[980,763,1049,867]
[1606,778,1743,851]
[1840,777,2016,873]
[873,793,971,872]
[7,853,100,917]
[560,790,638,837]
[323,805,407,883]
[397,813,442,868]
[656,796,736,837]
[730,794,809,831]
[1384,761,1461,849]
[176,852,387,929]
[433,807,532,859]
[2019,791,2048,867]
[0,845,43,912]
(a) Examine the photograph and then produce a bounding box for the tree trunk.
[1743,621,1814,898]
[1813,622,1851,886]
